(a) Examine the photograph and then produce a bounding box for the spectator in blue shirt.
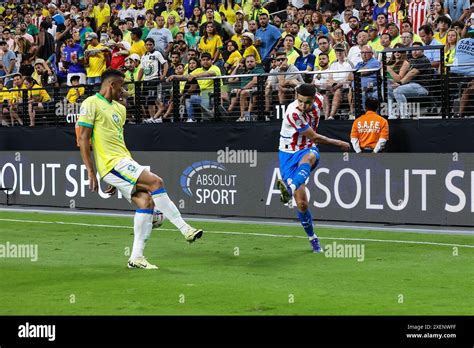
[255,13,281,67]
[419,25,442,69]
[63,35,86,86]
[353,45,381,107]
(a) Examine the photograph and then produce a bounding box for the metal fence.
[1,46,472,127]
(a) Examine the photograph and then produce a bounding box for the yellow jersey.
[243,45,262,64]
[218,4,241,25]
[66,87,85,104]
[86,43,107,77]
[78,93,132,178]
[198,35,223,58]
[130,40,147,57]
[9,83,27,104]
[191,65,222,91]
[93,4,111,28]
[0,87,10,103]
[29,84,51,102]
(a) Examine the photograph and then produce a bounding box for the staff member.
[350,97,389,153]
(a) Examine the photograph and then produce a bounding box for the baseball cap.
[34,58,45,66]
[85,32,99,41]
[333,43,345,51]
[236,9,244,15]
[242,32,254,42]
[137,14,146,20]
[126,53,141,62]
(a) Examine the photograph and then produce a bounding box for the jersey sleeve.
[77,97,96,128]
[286,111,309,133]
[156,51,167,65]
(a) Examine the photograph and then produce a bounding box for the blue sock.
[291,163,311,191]
[297,210,315,238]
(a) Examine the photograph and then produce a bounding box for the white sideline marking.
[0,218,473,249]
[0,207,473,235]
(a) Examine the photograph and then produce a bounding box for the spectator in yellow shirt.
[8,74,25,126]
[241,32,262,64]
[84,32,110,85]
[66,76,86,104]
[93,0,111,29]
[198,23,224,66]
[24,76,51,127]
[162,0,180,24]
[130,28,147,57]
[0,79,10,127]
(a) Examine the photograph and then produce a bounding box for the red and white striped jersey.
[279,96,323,153]
[407,0,430,34]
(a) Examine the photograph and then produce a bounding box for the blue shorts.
[279,148,320,182]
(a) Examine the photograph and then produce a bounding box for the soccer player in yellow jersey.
[78,69,204,270]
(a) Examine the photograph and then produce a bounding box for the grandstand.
[0,0,473,346]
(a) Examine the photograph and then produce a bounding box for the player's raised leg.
[136,170,203,243]
[127,191,158,269]
[278,150,319,204]
[293,186,322,253]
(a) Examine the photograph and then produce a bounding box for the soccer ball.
[152,210,165,229]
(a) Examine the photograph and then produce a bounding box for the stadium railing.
[380,45,457,119]
[3,51,473,126]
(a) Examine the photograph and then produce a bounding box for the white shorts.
[102,158,146,202]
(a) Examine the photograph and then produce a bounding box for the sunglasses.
[276,58,286,61]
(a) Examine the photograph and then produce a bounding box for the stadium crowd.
[0,0,472,127]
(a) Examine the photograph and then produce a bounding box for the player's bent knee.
[132,191,154,209]
[297,200,308,212]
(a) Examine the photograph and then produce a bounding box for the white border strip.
[0,217,473,249]
[0,207,473,236]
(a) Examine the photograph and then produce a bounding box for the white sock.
[130,209,153,260]
[151,188,190,235]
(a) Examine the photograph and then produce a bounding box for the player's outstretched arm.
[300,127,351,151]
[78,126,98,192]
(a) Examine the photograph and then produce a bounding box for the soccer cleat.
[127,257,159,270]
[309,238,323,253]
[277,179,293,204]
[184,227,204,243]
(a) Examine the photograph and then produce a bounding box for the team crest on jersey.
[127,164,137,173]
[112,114,120,123]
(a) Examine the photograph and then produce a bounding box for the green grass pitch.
[0,211,473,315]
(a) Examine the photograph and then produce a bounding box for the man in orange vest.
[350,97,389,153]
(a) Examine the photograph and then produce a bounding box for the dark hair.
[200,52,212,59]
[436,15,452,26]
[144,37,155,45]
[418,25,433,35]
[412,41,423,47]
[70,75,81,83]
[226,40,239,51]
[112,28,123,38]
[452,20,465,29]
[365,97,379,112]
[187,57,200,71]
[381,32,392,41]
[131,28,143,38]
[296,83,316,97]
[319,52,329,58]
[187,20,198,27]
[101,69,125,85]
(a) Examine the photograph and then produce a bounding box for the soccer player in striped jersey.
[277,84,351,253]
[78,69,203,270]
[407,0,430,34]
